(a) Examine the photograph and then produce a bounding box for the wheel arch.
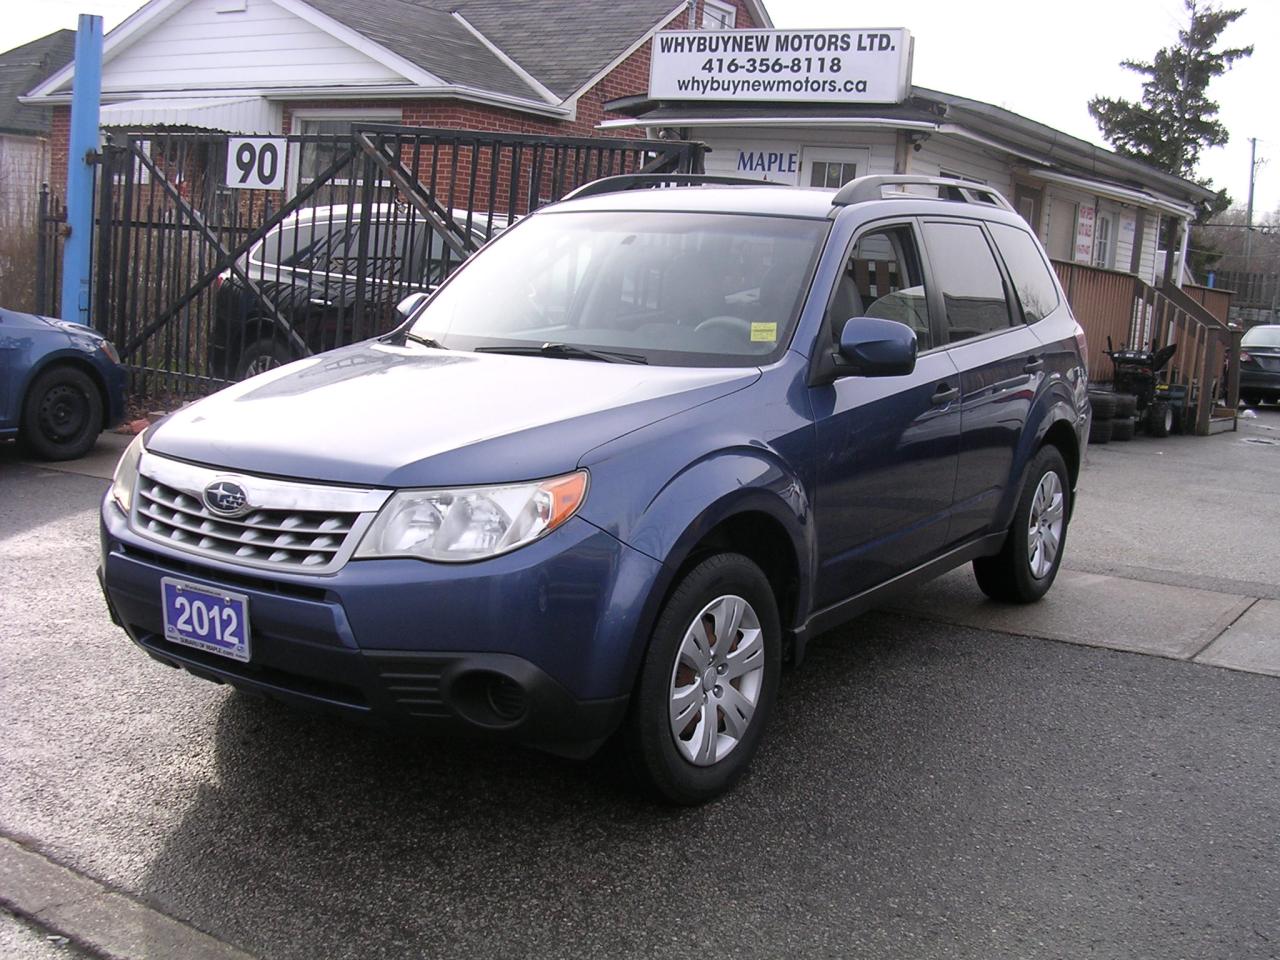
[617,465,814,695]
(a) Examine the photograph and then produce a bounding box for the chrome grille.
[131,452,389,574]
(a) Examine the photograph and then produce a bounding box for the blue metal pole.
[59,14,103,326]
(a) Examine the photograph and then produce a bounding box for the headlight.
[355,471,588,563]
[110,433,145,514]
[100,340,121,365]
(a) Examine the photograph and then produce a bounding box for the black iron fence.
[32,185,67,317]
[35,124,705,398]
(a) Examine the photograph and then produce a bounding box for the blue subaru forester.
[100,175,1089,803]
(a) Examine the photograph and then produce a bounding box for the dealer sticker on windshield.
[750,322,777,342]
[160,577,251,662]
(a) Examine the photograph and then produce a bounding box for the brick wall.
[48,106,69,196]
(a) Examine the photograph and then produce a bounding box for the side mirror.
[836,316,917,377]
[395,292,430,322]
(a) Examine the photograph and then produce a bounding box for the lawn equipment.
[1105,336,1180,436]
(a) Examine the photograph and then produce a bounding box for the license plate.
[160,577,251,662]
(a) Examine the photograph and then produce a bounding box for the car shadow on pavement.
[127,623,921,959]
[130,612,1280,960]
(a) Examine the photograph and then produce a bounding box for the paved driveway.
[2,408,1278,959]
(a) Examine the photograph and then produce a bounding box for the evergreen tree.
[1088,1,1251,186]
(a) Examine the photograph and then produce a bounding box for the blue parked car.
[99,175,1090,802]
[1,308,127,460]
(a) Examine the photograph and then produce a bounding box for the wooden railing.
[1052,260,1239,435]
[1182,283,1233,326]
[1052,261,1137,380]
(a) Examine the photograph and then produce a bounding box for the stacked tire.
[1110,393,1137,441]
[1088,390,1116,444]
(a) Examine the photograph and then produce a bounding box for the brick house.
[23,0,770,193]
[0,29,74,223]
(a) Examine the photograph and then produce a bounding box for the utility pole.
[1244,136,1257,272]
[59,14,103,326]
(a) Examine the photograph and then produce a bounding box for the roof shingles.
[0,29,74,135]
[310,0,684,103]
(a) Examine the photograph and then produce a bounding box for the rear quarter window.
[989,223,1061,323]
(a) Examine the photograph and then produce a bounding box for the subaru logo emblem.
[204,480,250,517]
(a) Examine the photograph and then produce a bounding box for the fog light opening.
[451,670,529,727]
[486,675,527,723]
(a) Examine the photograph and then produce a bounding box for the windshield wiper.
[400,332,448,349]
[473,342,648,364]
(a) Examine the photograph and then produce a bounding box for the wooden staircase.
[1052,260,1242,436]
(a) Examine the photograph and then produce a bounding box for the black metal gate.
[43,124,704,398]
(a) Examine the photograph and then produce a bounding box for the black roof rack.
[559,174,784,203]
[832,175,1015,211]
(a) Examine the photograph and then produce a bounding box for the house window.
[1093,214,1113,269]
[297,118,366,186]
[809,161,859,188]
[701,0,736,29]
[1156,215,1172,252]
[291,110,400,193]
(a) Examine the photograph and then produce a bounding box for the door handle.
[931,382,960,405]
[1024,356,1045,373]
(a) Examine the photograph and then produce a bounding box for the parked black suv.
[211,204,509,379]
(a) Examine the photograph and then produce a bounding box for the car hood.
[147,341,759,487]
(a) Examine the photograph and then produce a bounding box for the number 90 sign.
[225,137,287,191]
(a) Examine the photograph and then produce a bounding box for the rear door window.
[921,221,1015,344]
[988,223,1061,323]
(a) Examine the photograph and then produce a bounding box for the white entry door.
[800,147,872,189]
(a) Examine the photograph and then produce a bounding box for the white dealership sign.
[649,28,912,104]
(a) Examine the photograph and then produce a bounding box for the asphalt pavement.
[2,408,1279,960]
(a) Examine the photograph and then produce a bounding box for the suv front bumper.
[99,497,662,756]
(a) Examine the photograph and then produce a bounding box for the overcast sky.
[8,0,1277,215]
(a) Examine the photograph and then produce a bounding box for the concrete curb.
[0,836,256,960]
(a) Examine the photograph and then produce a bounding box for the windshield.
[1242,325,1280,348]
[407,210,828,366]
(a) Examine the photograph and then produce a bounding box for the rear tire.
[20,365,103,461]
[235,338,297,380]
[973,445,1071,604]
[1146,401,1173,438]
[626,553,781,804]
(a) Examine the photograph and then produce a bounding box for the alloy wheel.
[1026,471,1065,579]
[244,355,281,377]
[668,594,765,766]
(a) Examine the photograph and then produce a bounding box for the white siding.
[97,0,405,93]
[908,134,1013,198]
[1112,205,1138,273]
[1043,184,1095,263]
[696,127,897,185]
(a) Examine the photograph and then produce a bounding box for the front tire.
[973,446,1071,604]
[626,553,781,804]
[20,365,103,461]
